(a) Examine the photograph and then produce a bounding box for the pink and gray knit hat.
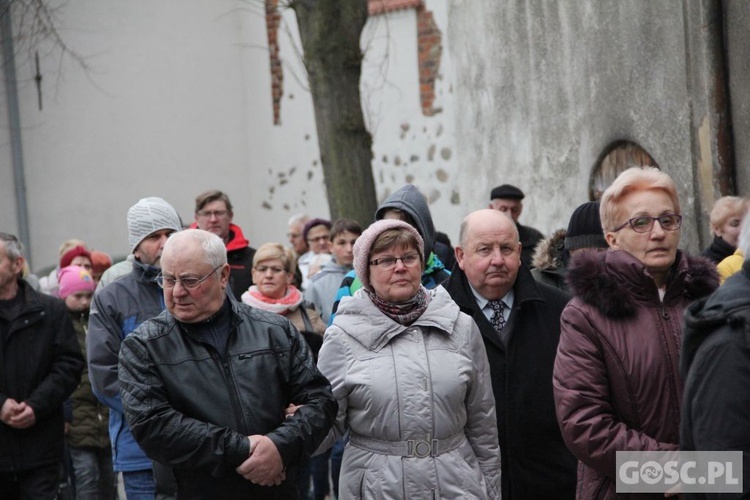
[353,219,424,290]
[57,265,96,299]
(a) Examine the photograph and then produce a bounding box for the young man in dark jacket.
[119,229,336,499]
[0,233,84,498]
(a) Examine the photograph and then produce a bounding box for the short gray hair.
[0,233,24,261]
[164,229,227,268]
[288,213,310,226]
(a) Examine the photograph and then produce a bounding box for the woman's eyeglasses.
[369,253,420,270]
[307,235,330,244]
[613,214,683,233]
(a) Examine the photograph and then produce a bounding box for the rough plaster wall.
[362,0,461,242]
[259,8,329,221]
[448,1,703,251]
[726,1,750,198]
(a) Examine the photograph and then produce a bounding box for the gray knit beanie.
[127,197,182,253]
[353,219,424,290]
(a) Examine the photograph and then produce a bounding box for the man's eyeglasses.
[197,210,229,219]
[369,253,420,270]
[613,214,683,233]
[157,265,222,289]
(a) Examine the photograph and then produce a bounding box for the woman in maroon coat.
[553,167,719,499]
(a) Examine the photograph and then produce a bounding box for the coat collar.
[445,261,545,312]
[567,249,719,319]
[334,286,459,352]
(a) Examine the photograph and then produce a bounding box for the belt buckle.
[407,435,437,458]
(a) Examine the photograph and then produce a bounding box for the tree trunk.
[292,0,377,228]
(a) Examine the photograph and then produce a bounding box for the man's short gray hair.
[165,229,227,268]
[288,213,311,226]
[0,233,24,261]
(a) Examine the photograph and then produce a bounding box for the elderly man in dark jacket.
[0,233,84,498]
[119,229,336,499]
[445,209,576,500]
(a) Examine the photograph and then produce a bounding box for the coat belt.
[349,432,464,458]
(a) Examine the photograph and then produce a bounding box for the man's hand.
[285,403,303,418]
[0,398,21,425]
[235,435,285,486]
[2,400,36,429]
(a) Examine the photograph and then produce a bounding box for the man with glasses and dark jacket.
[119,229,336,499]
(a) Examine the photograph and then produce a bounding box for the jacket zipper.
[209,350,248,432]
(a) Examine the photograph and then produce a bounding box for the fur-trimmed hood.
[531,229,567,271]
[567,249,719,319]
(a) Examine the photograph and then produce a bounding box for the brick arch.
[589,141,659,200]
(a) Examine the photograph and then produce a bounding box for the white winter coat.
[318,285,501,499]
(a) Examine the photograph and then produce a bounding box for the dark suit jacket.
[445,264,576,500]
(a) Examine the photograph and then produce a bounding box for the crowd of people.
[1,169,749,499]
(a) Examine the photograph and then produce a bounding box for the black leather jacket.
[119,297,336,499]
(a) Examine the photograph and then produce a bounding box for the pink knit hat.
[353,219,424,290]
[57,265,96,299]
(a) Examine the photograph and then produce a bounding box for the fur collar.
[567,249,719,319]
[531,229,566,270]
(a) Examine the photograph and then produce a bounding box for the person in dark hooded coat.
[682,214,750,499]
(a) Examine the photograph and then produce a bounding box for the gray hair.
[288,213,311,226]
[738,212,750,258]
[164,229,227,268]
[0,233,25,261]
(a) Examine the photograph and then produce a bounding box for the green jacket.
[67,311,110,449]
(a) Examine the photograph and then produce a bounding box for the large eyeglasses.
[197,210,229,219]
[613,214,683,233]
[157,265,222,289]
[369,253,420,270]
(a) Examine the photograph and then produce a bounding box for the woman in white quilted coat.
[316,219,501,499]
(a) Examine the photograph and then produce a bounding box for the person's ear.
[605,232,618,249]
[455,246,465,270]
[12,256,25,277]
[220,264,231,287]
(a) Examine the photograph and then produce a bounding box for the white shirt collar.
[468,283,514,311]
